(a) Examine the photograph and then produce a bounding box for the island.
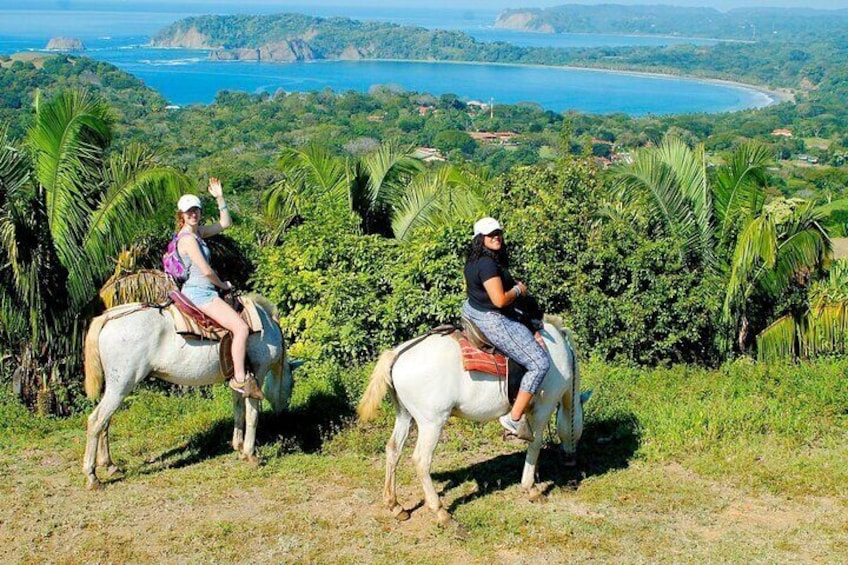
[150,13,521,63]
[46,37,85,52]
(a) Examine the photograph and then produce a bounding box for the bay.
[0,4,769,115]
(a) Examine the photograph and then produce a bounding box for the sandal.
[229,375,264,400]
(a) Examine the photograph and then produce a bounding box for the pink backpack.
[162,233,196,284]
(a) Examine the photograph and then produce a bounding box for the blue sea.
[0,3,770,115]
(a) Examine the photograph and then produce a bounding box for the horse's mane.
[543,313,564,332]
[246,293,279,323]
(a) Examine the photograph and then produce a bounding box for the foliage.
[264,141,484,242]
[757,258,848,361]
[0,89,189,414]
[611,138,831,355]
[571,215,723,365]
[251,214,468,403]
[500,5,848,41]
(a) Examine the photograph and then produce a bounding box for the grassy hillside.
[2,360,845,562]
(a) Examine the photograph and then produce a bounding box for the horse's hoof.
[106,465,123,478]
[527,487,545,503]
[435,508,453,526]
[86,476,102,491]
[239,452,261,466]
[390,506,410,522]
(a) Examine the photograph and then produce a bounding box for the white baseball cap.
[473,217,502,237]
[177,194,202,212]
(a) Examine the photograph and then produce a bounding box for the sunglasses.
[485,231,503,238]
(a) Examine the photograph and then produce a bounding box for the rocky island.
[46,37,85,52]
[150,13,519,63]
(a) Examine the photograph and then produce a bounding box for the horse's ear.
[580,389,594,405]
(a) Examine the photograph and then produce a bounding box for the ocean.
[0,3,769,115]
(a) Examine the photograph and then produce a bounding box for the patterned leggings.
[462,301,550,394]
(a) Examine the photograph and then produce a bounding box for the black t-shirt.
[464,255,516,313]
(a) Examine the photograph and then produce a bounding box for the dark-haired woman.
[461,217,549,441]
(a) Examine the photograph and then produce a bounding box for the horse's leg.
[412,420,452,525]
[384,407,413,521]
[83,389,127,490]
[521,408,552,498]
[239,397,261,465]
[231,389,246,453]
[96,422,122,478]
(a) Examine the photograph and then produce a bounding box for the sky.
[13,0,848,10]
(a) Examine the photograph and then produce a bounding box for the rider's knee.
[232,319,249,338]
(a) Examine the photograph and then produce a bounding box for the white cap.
[473,217,502,237]
[177,194,202,212]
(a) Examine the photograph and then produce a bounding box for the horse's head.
[544,316,592,462]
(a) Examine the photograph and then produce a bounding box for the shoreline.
[318,56,794,110]
[10,46,793,113]
[492,26,754,45]
[143,45,791,111]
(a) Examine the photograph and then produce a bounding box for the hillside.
[152,13,528,63]
[495,4,848,41]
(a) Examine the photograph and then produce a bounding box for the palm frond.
[614,149,702,261]
[360,140,423,208]
[713,142,771,247]
[99,249,176,308]
[27,89,113,304]
[722,214,777,323]
[82,143,189,280]
[391,166,484,241]
[658,139,715,266]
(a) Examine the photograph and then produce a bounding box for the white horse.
[358,317,591,525]
[82,296,292,490]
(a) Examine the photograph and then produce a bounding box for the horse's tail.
[84,315,108,400]
[357,349,397,422]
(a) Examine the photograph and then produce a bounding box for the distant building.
[771,128,793,138]
[411,147,445,162]
[468,131,517,145]
[611,152,633,165]
[164,105,181,110]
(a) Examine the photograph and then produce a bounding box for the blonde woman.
[175,177,262,399]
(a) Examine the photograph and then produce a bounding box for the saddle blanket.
[453,332,508,378]
[166,292,263,340]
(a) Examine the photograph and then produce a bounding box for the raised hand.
[207,177,224,198]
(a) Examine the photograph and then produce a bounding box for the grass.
[1,359,846,563]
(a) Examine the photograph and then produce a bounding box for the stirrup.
[229,375,264,400]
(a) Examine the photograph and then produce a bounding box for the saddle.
[431,318,546,405]
[165,290,264,379]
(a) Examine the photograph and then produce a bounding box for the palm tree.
[612,137,831,353]
[0,89,190,413]
[264,141,485,241]
[757,258,848,362]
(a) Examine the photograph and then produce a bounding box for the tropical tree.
[0,89,189,413]
[612,137,831,353]
[263,141,486,241]
[757,258,848,362]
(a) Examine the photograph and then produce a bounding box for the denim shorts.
[181,284,218,307]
